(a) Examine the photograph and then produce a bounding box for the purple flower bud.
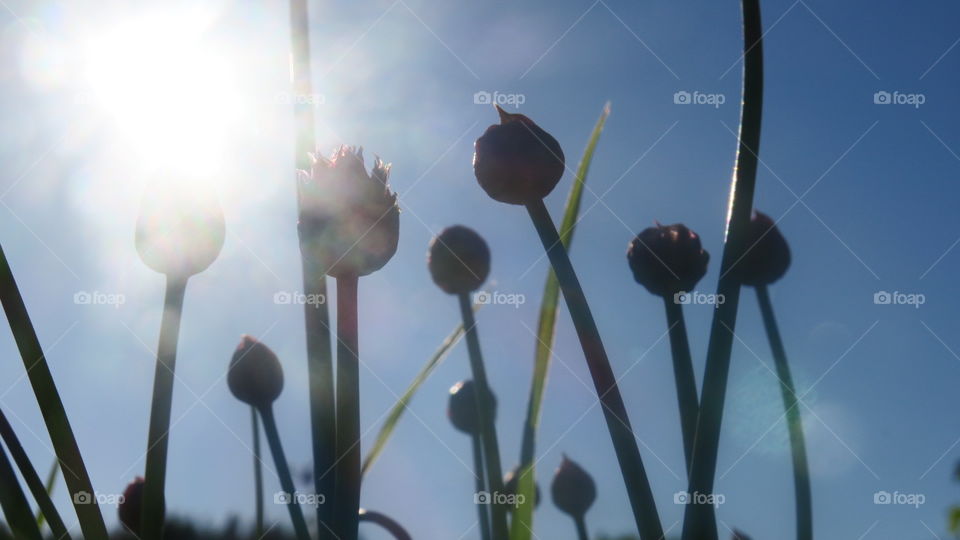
[627,223,710,297]
[299,146,400,277]
[550,455,596,518]
[118,477,146,535]
[428,226,491,294]
[738,211,791,286]
[227,336,284,408]
[473,105,565,205]
[447,380,496,436]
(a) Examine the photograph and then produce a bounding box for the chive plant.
[448,380,497,540]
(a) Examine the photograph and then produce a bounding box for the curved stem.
[0,409,70,539]
[457,293,508,540]
[0,244,108,539]
[359,509,413,540]
[252,407,264,538]
[525,200,663,540]
[574,514,590,540]
[0,438,42,540]
[683,0,764,538]
[260,406,312,540]
[471,434,491,540]
[141,275,188,540]
[756,286,812,540]
[335,274,361,540]
[663,299,700,475]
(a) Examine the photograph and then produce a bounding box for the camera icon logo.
[674,291,691,305]
[474,491,491,505]
[274,491,292,504]
[673,491,690,504]
[74,291,92,305]
[73,491,93,505]
[673,91,691,104]
[873,491,891,504]
[274,291,292,305]
[874,91,891,105]
[873,291,892,305]
[474,91,492,105]
[473,291,492,305]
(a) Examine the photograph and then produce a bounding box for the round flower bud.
[428,226,491,294]
[118,477,147,535]
[627,223,710,297]
[473,105,565,205]
[447,380,496,435]
[550,455,596,518]
[299,146,400,278]
[228,335,284,409]
[738,211,791,286]
[503,465,541,510]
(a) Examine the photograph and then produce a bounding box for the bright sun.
[82,14,241,179]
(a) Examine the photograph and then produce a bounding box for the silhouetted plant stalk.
[448,380,496,540]
[251,407,264,538]
[335,273,361,540]
[683,0,765,538]
[551,456,596,540]
[0,409,70,540]
[359,509,413,540]
[0,245,108,539]
[0,438,42,540]
[472,105,663,539]
[471,435,491,540]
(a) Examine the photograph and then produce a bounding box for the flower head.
[550,455,596,518]
[428,225,491,294]
[228,335,284,409]
[447,380,496,435]
[118,476,146,535]
[627,223,710,297]
[473,105,565,205]
[135,184,225,278]
[299,146,399,277]
[738,211,791,286]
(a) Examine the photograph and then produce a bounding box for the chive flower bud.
[135,184,225,278]
[738,211,791,286]
[228,335,284,409]
[428,226,491,294]
[299,146,400,277]
[550,455,596,518]
[118,476,146,535]
[627,223,709,297]
[447,380,496,436]
[473,105,565,205]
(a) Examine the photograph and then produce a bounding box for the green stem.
[259,406,312,540]
[141,275,188,540]
[525,200,663,540]
[683,0,764,538]
[574,514,590,540]
[663,299,700,475]
[358,509,412,540]
[0,409,70,539]
[252,406,264,538]
[756,285,812,540]
[335,274,361,540]
[472,434,491,540]
[456,293,508,540]
[0,244,108,539]
[36,458,59,529]
[0,438,42,540]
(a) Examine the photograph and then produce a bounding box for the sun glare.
[82,14,241,179]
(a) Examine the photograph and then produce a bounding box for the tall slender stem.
[457,293,508,540]
[663,299,700,475]
[358,509,413,540]
[756,286,812,540]
[471,434,491,540]
[683,0,764,537]
[335,275,361,540]
[0,439,42,540]
[0,244,108,539]
[0,409,70,540]
[574,515,590,540]
[141,275,188,540]
[525,200,663,540]
[259,406,312,540]
[252,407,264,538]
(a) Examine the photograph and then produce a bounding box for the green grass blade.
[0,245,108,539]
[361,316,472,477]
[511,102,610,540]
[35,458,58,529]
[0,437,43,540]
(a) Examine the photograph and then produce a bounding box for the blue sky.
[1,0,959,538]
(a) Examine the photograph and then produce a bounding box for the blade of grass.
[0,437,43,540]
[361,318,471,476]
[682,0,764,538]
[35,457,59,529]
[756,285,811,540]
[511,102,610,540]
[0,409,70,539]
[0,244,108,539]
